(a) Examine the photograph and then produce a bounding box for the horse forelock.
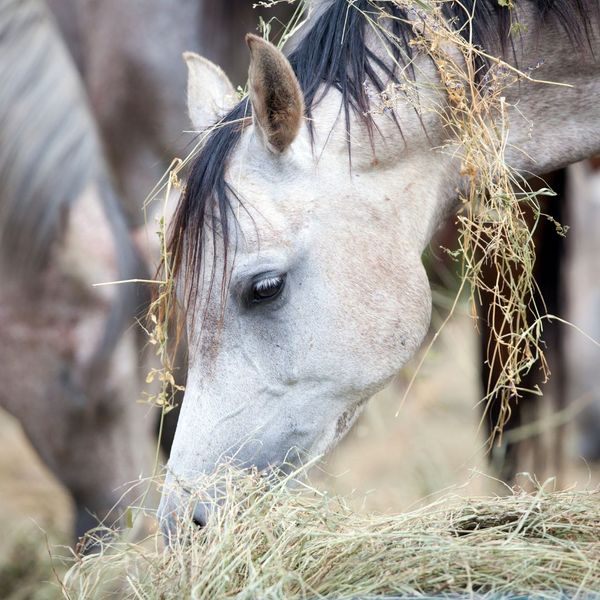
[169,0,595,318]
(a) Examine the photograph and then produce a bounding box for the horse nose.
[158,491,212,544]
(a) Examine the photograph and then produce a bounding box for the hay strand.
[62,468,600,599]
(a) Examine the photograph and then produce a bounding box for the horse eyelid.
[243,273,287,307]
[254,275,284,293]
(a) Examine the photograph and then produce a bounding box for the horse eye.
[251,274,286,304]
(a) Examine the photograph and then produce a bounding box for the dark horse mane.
[170,0,592,307]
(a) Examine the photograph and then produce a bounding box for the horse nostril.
[192,503,208,528]
[192,516,205,528]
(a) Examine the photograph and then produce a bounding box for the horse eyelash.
[254,276,284,292]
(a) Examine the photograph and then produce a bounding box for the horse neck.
[0,0,100,274]
[500,2,600,175]
[342,1,600,239]
[0,0,143,373]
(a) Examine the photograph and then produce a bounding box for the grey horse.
[157,0,600,533]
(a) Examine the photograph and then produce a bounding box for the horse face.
[160,37,457,531]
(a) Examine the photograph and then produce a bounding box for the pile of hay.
[62,468,600,599]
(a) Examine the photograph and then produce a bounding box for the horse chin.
[308,396,370,462]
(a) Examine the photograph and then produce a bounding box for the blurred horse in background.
[0,0,153,540]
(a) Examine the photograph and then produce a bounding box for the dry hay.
[60,467,600,599]
[356,0,573,442]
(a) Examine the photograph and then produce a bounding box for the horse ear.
[183,52,237,130]
[246,34,304,153]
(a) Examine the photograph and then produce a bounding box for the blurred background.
[1,1,599,598]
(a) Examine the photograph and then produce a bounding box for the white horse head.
[159,0,600,532]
